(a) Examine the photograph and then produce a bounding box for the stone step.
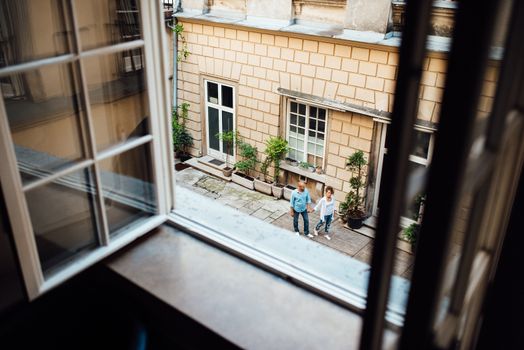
[186,157,232,182]
[197,155,229,171]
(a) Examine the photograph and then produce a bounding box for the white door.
[205,80,235,162]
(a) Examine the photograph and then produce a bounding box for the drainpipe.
[172,0,181,109]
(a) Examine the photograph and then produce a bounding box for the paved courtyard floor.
[175,167,414,278]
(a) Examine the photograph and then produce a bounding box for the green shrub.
[264,136,289,183]
[172,104,193,154]
[345,150,367,218]
[235,141,257,177]
[403,223,420,247]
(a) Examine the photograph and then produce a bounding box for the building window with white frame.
[373,125,434,224]
[287,101,327,167]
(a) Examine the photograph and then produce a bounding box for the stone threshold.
[185,156,232,182]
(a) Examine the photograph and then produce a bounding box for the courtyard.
[175,166,414,278]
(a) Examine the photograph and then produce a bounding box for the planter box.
[283,185,296,201]
[232,171,254,190]
[272,184,284,199]
[254,178,273,195]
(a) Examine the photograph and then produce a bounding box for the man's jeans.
[315,214,333,233]
[293,210,309,234]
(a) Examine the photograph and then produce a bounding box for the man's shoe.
[295,231,300,236]
[313,229,319,236]
[307,233,315,238]
[325,234,331,240]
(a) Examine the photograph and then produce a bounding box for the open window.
[0,0,171,298]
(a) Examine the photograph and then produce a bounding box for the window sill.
[281,162,326,183]
[107,224,400,349]
[167,186,410,326]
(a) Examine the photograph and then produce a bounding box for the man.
[289,181,314,238]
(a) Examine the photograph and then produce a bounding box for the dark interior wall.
[0,182,25,316]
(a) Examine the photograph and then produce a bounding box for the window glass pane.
[298,103,306,115]
[308,142,315,153]
[100,143,156,236]
[297,128,305,139]
[207,81,218,104]
[0,0,71,68]
[318,108,326,120]
[317,132,324,141]
[290,114,297,125]
[2,63,86,185]
[298,116,306,127]
[290,101,297,113]
[315,157,323,167]
[309,130,316,138]
[222,111,234,156]
[221,85,233,108]
[83,51,150,151]
[297,151,304,160]
[25,167,99,274]
[307,154,315,164]
[412,130,431,159]
[289,137,297,148]
[207,107,219,150]
[290,125,296,133]
[316,145,324,156]
[309,119,317,131]
[289,149,296,160]
[75,0,142,51]
[310,106,317,118]
[318,121,325,133]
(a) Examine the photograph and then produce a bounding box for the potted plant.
[283,184,296,201]
[299,161,308,170]
[263,136,289,199]
[285,157,298,166]
[339,200,349,224]
[254,156,273,195]
[403,223,420,252]
[232,140,257,190]
[299,161,315,172]
[402,194,425,251]
[172,103,193,162]
[344,150,368,229]
[216,131,237,177]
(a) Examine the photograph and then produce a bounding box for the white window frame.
[204,79,236,162]
[285,99,327,168]
[372,122,435,226]
[0,0,172,299]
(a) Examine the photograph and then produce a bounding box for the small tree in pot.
[216,131,237,177]
[254,155,273,195]
[232,140,257,189]
[265,136,288,198]
[345,150,367,229]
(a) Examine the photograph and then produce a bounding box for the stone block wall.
[173,19,499,207]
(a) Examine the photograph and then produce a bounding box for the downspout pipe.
[172,0,181,109]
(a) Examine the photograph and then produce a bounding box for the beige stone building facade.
[171,0,499,222]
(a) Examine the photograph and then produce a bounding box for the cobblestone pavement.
[176,167,414,278]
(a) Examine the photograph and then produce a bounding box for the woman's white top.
[314,197,335,219]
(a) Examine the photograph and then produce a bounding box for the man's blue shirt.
[290,189,311,212]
